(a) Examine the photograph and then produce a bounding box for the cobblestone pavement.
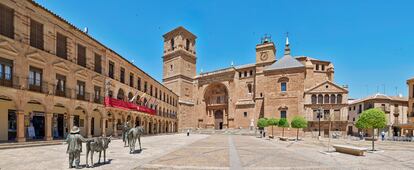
[1,134,414,170]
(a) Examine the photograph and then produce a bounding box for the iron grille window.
[30,19,43,50]
[280,110,287,119]
[94,54,102,73]
[0,4,14,39]
[56,33,67,59]
[77,44,86,67]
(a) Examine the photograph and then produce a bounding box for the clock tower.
[255,35,276,66]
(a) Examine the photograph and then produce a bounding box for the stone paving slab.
[1,134,414,170]
[0,134,209,170]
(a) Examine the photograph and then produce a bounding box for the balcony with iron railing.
[27,77,49,94]
[206,96,228,106]
[76,92,90,102]
[0,74,20,89]
[93,95,104,104]
[54,86,73,98]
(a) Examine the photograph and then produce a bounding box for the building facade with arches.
[163,27,349,135]
[0,0,178,142]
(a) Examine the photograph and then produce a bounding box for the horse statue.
[127,126,144,154]
[122,121,131,147]
[85,136,111,168]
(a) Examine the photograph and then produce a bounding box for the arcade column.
[45,112,53,141]
[16,110,26,142]
[101,117,107,137]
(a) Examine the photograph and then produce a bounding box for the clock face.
[260,52,268,61]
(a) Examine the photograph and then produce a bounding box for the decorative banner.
[104,97,156,115]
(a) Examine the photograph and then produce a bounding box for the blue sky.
[35,0,414,99]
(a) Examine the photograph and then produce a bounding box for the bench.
[333,144,368,156]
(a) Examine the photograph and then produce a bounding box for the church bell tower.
[162,26,197,101]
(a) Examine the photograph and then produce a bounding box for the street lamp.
[317,108,323,138]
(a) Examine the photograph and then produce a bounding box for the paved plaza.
[0,134,414,170]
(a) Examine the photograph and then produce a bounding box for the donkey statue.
[122,122,131,147]
[86,136,111,168]
[127,126,145,154]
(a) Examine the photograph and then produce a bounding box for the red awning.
[104,97,156,115]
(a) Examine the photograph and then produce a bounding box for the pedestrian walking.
[381,131,385,141]
[65,126,90,169]
[187,129,190,136]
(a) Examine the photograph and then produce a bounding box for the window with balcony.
[94,54,101,73]
[337,94,343,104]
[144,81,147,93]
[0,4,14,39]
[56,33,67,59]
[108,61,114,79]
[120,67,125,83]
[30,19,43,50]
[29,66,42,92]
[77,44,86,67]
[76,80,85,100]
[94,86,101,103]
[129,73,134,87]
[0,58,13,87]
[55,74,66,97]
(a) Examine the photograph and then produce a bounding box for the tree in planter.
[355,108,386,151]
[291,116,308,141]
[278,118,290,137]
[257,118,268,138]
[267,118,279,138]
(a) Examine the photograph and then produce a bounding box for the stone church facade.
[163,27,349,135]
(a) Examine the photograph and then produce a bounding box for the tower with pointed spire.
[284,32,291,56]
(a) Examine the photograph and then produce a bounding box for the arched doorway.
[52,103,68,139]
[214,110,224,130]
[91,109,102,137]
[204,83,229,129]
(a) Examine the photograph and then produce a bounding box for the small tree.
[278,118,290,137]
[267,118,279,138]
[355,108,386,151]
[291,116,308,141]
[257,118,268,137]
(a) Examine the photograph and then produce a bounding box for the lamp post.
[317,108,323,139]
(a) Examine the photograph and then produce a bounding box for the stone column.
[101,117,107,137]
[113,119,118,137]
[45,112,53,141]
[16,110,26,142]
[223,109,228,129]
[86,115,92,138]
[69,115,74,132]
